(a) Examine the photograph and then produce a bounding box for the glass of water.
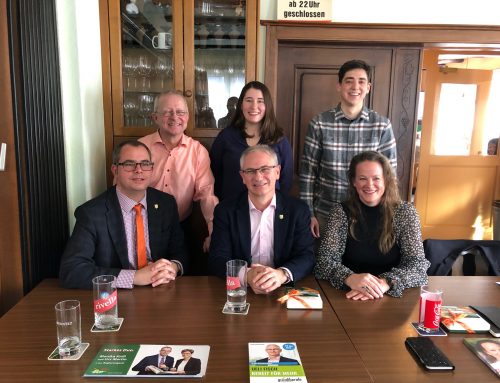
[55,300,81,357]
[226,259,247,312]
[92,275,118,330]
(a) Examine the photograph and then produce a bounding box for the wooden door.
[415,50,500,239]
[273,44,420,199]
[0,0,23,315]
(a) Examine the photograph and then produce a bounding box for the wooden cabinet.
[99,0,259,170]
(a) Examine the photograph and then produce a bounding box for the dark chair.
[423,239,500,276]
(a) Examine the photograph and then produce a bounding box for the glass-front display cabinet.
[100,0,258,144]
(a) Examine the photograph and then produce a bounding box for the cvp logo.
[94,290,117,313]
[226,276,241,290]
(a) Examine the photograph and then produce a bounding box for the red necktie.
[134,204,147,269]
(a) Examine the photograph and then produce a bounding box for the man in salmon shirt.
[140,91,218,274]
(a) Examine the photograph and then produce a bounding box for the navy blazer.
[209,191,315,281]
[132,354,174,374]
[173,357,201,375]
[59,186,187,289]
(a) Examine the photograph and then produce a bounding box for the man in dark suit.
[59,140,187,289]
[132,346,175,375]
[209,145,314,294]
[256,344,300,365]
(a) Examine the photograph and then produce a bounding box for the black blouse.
[343,203,401,276]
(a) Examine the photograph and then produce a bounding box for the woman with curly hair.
[315,151,430,299]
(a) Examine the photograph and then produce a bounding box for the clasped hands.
[133,259,179,287]
[344,273,390,300]
[247,263,287,294]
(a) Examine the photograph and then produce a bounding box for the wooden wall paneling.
[389,48,422,200]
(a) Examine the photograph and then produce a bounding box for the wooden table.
[318,276,500,383]
[0,276,372,383]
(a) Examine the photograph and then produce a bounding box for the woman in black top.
[314,151,430,298]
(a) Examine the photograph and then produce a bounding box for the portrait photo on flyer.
[248,342,307,383]
[463,338,500,378]
[83,344,210,378]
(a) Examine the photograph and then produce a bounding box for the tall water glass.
[92,275,118,330]
[55,300,81,356]
[226,259,247,312]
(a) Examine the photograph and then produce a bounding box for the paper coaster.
[411,322,447,336]
[48,342,90,360]
[222,302,250,315]
[91,317,124,332]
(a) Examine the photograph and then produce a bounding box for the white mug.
[152,32,172,49]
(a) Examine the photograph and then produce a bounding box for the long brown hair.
[345,151,400,254]
[230,81,284,144]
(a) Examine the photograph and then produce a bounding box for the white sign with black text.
[277,0,332,22]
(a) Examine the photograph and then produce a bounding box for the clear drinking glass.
[226,259,247,312]
[55,300,81,357]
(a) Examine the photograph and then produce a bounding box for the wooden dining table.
[0,275,372,383]
[317,276,500,383]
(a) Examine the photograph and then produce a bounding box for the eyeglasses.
[116,161,154,172]
[154,110,188,118]
[240,165,277,176]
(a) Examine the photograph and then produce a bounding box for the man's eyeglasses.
[240,165,277,176]
[116,161,154,172]
[154,110,188,118]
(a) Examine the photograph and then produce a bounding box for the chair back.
[423,239,500,276]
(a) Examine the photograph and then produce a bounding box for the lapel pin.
[279,214,284,220]
[154,204,159,209]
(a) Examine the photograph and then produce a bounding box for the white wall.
[56,0,106,230]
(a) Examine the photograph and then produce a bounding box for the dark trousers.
[180,210,208,276]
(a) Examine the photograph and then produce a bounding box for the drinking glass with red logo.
[418,285,443,333]
[92,275,118,329]
[226,259,247,312]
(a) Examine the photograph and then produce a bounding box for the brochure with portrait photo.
[248,342,307,382]
[463,338,500,378]
[83,344,210,378]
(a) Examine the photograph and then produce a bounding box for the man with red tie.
[59,140,187,289]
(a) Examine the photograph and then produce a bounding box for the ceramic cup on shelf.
[152,32,172,50]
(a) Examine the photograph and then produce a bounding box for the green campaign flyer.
[84,344,210,378]
[249,342,308,383]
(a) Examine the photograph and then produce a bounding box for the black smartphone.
[405,337,455,371]
[490,323,500,337]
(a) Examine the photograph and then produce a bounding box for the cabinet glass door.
[193,0,246,131]
[121,0,175,127]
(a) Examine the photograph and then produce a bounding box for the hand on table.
[247,264,287,294]
[133,259,178,287]
[344,273,390,300]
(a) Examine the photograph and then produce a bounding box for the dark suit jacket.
[59,186,187,289]
[256,356,300,364]
[423,239,500,276]
[132,354,174,375]
[209,191,315,281]
[174,357,201,375]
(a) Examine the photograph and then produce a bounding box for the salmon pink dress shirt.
[140,131,218,234]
